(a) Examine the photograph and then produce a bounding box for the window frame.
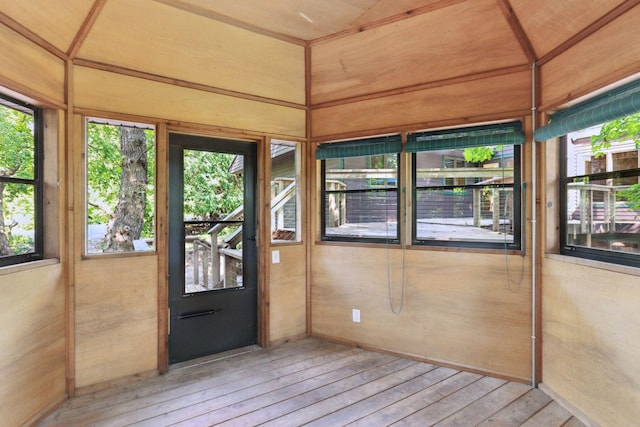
[0,93,44,267]
[411,144,522,250]
[84,117,156,256]
[320,153,401,244]
[559,135,640,267]
[270,139,301,244]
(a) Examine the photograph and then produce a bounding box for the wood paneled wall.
[308,0,535,381]
[537,7,640,426]
[269,244,307,343]
[542,258,640,426]
[0,22,67,426]
[311,245,532,380]
[74,256,159,389]
[0,264,66,427]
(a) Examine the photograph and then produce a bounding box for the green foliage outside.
[0,105,35,255]
[183,150,243,220]
[590,112,640,211]
[463,145,502,163]
[86,123,156,239]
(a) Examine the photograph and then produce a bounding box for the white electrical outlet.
[271,250,280,264]
[352,309,360,323]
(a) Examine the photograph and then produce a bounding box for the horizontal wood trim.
[73,66,306,138]
[74,58,306,110]
[537,0,640,66]
[311,109,532,144]
[540,4,640,112]
[0,10,67,60]
[0,77,67,110]
[309,0,468,45]
[74,369,159,396]
[312,333,531,384]
[24,395,68,427]
[72,108,167,127]
[155,0,307,46]
[311,64,531,110]
[313,240,523,256]
[538,383,597,427]
[268,332,309,347]
[0,258,60,276]
[165,122,306,143]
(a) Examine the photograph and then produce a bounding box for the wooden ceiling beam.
[309,0,468,45]
[496,0,537,65]
[0,11,67,60]
[67,0,108,59]
[153,0,307,46]
[538,0,640,66]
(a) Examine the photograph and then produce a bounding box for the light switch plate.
[272,250,280,264]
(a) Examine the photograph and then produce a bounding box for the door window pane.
[184,149,244,293]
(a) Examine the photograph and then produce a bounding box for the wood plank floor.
[39,338,585,426]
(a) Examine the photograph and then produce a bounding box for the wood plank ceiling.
[0,0,633,62]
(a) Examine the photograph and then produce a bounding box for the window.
[318,135,401,243]
[534,78,640,267]
[560,118,640,266]
[0,94,43,266]
[86,119,155,254]
[409,123,523,249]
[270,140,300,242]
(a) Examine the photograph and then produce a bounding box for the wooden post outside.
[473,188,482,227]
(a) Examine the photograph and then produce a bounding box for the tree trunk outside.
[104,127,148,252]
[0,182,11,256]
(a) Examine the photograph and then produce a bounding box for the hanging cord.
[387,176,406,314]
[501,145,525,292]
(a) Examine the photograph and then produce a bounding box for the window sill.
[408,244,523,256]
[0,258,60,276]
[545,253,639,276]
[270,240,303,247]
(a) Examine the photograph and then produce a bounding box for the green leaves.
[463,145,502,163]
[86,123,155,238]
[591,112,640,156]
[0,105,34,179]
[183,150,243,220]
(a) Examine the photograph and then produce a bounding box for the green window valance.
[406,122,525,153]
[315,135,402,160]
[534,79,640,142]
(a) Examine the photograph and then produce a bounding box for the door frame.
[157,128,268,373]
